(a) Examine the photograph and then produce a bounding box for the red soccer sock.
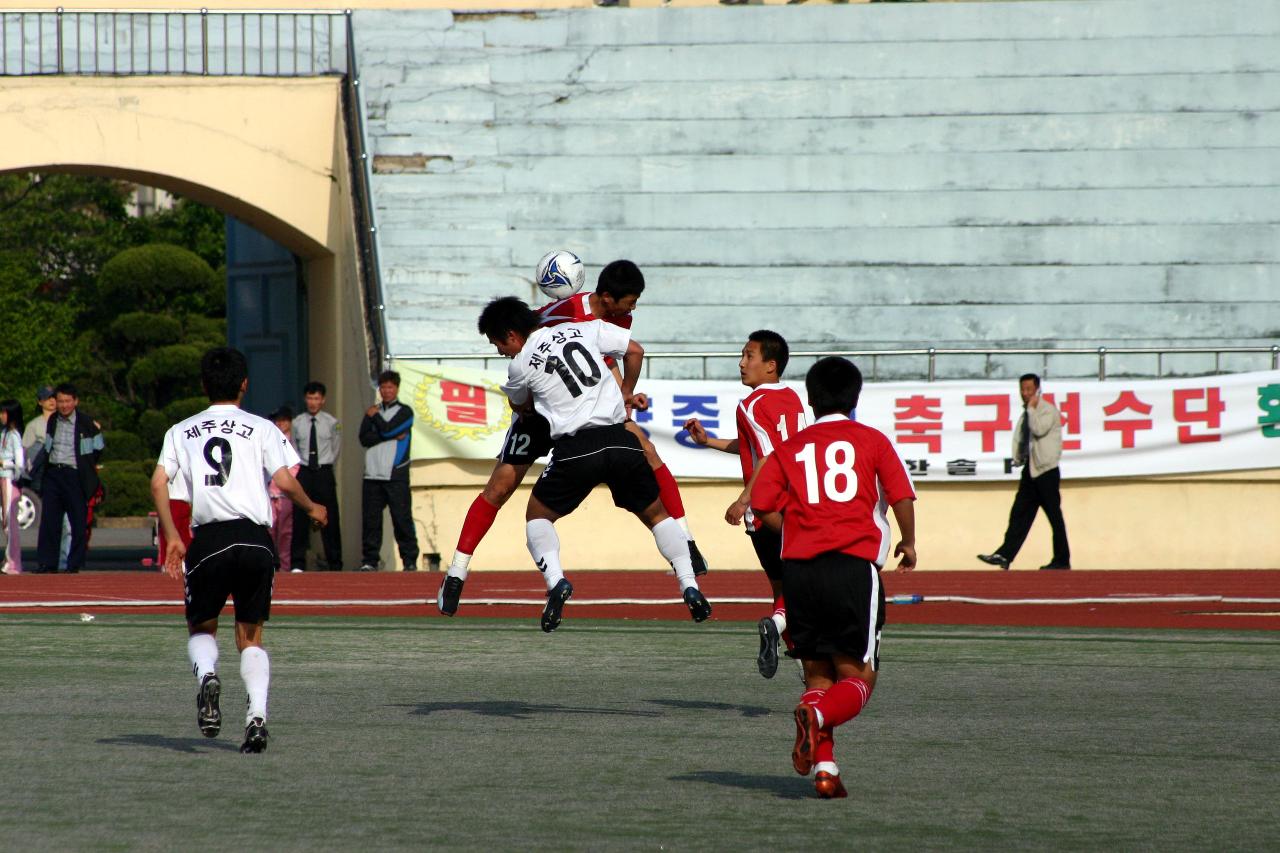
[815,728,836,765]
[773,597,795,651]
[456,494,501,556]
[653,465,686,520]
[815,677,872,730]
[800,687,826,707]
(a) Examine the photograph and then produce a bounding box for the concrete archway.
[1,75,370,570]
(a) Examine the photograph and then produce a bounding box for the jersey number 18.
[795,440,857,504]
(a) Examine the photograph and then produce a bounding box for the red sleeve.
[750,453,788,514]
[875,431,916,504]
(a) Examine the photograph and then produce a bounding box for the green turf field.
[1,615,1277,851]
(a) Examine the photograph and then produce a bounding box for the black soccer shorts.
[781,551,885,668]
[748,524,785,582]
[498,411,554,466]
[183,519,277,626]
[532,423,660,517]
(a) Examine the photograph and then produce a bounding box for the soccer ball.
[535,250,586,300]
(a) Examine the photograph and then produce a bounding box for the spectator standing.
[291,381,343,571]
[977,373,1071,571]
[1,399,25,574]
[22,386,71,567]
[270,407,303,573]
[35,383,103,574]
[358,371,419,572]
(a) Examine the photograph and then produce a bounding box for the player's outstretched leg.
[648,515,711,622]
[241,717,270,754]
[651,463,708,577]
[440,494,501,615]
[813,728,844,798]
[188,632,220,737]
[527,518,572,631]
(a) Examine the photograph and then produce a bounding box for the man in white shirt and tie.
[291,381,343,571]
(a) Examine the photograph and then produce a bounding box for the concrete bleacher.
[355,0,1280,379]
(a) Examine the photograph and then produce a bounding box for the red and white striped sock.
[815,677,872,730]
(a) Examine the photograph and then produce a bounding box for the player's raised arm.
[684,418,738,454]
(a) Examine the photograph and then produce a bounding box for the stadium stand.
[356,0,1279,379]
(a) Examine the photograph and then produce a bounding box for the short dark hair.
[0,399,24,436]
[596,260,645,301]
[477,296,539,342]
[748,330,790,377]
[1020,373,1041,388]
[269,405,295,423]
[806,357,863,417]
[377,370,401,387]
[53,382,78,398]
[201,347,249,402]
[303,381,327,397]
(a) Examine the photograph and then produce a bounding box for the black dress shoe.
[30,566,56,574]
[1039,562,1071,570]
[976,553,1010,570]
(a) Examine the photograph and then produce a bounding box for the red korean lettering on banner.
[1041,392,1083,451]
[1101,391,1154,449]
[963,394,1013,453]
[894,395,943,453]
[441,381,487,425]
[1172,387,1225,443]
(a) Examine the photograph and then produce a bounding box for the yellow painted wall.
[411,460,1280,571]
[0,76,371,569]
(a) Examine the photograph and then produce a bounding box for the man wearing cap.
[35,383,103,573]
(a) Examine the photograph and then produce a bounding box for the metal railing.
[340,10,390,378]
[393,345,1280,382]
[0,9,346,76]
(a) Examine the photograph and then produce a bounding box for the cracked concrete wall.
[357,1,1280,380]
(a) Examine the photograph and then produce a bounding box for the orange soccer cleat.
[792,703,820,775]
[814,771,848,799]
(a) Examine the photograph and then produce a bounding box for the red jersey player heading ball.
[751,356,917,799]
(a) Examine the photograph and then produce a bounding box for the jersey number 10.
[795,440,857,504]
[544,341,602,398]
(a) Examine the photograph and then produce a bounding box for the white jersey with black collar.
[502,320,631,439]
[158,404,297,528]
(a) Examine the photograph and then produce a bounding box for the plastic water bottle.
[890,594,923,605]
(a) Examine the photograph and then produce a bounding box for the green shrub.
[100,430,147,462]
[126,344,203,407]
[136,409,171,454]
[109,312,183,351]
[163,396,208,423]
[97,244,218,317]
[97,466,153,517]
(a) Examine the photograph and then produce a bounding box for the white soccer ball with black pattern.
[535,250,586,300]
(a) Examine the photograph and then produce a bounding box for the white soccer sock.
[240,646,270,724]
[525,519,565,590]
[187,633,218,685]
[815,761,839,776]
[652,517,697,590]
[772,612,787,634]
[447,551,471,581]
[675,516,692,539]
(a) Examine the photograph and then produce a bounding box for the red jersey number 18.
[795,440,858,503]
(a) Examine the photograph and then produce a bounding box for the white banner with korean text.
[394,361,1280,482]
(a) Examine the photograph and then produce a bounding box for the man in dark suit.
[35,383,103,573]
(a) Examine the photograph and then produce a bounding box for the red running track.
[0,569,1277,631]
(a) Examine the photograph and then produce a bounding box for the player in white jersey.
[150,347,328,754]
[477,296,712,632]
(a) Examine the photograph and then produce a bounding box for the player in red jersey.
[684,330,807,679]
[751,356,916,799]
[436,260,706,616]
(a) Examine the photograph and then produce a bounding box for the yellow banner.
[392,360,513,460]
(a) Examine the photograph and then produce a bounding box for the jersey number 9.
[203,437,234,486]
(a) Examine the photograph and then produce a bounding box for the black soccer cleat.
[437,576,465,617]
[541,578,574,633]
[688,540,708,576]
[756,617,780,679]
[240,717,269,754]
[197,673,221,738]
[683,586,712,623]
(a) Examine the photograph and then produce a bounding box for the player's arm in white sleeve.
[502,357,532,412]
